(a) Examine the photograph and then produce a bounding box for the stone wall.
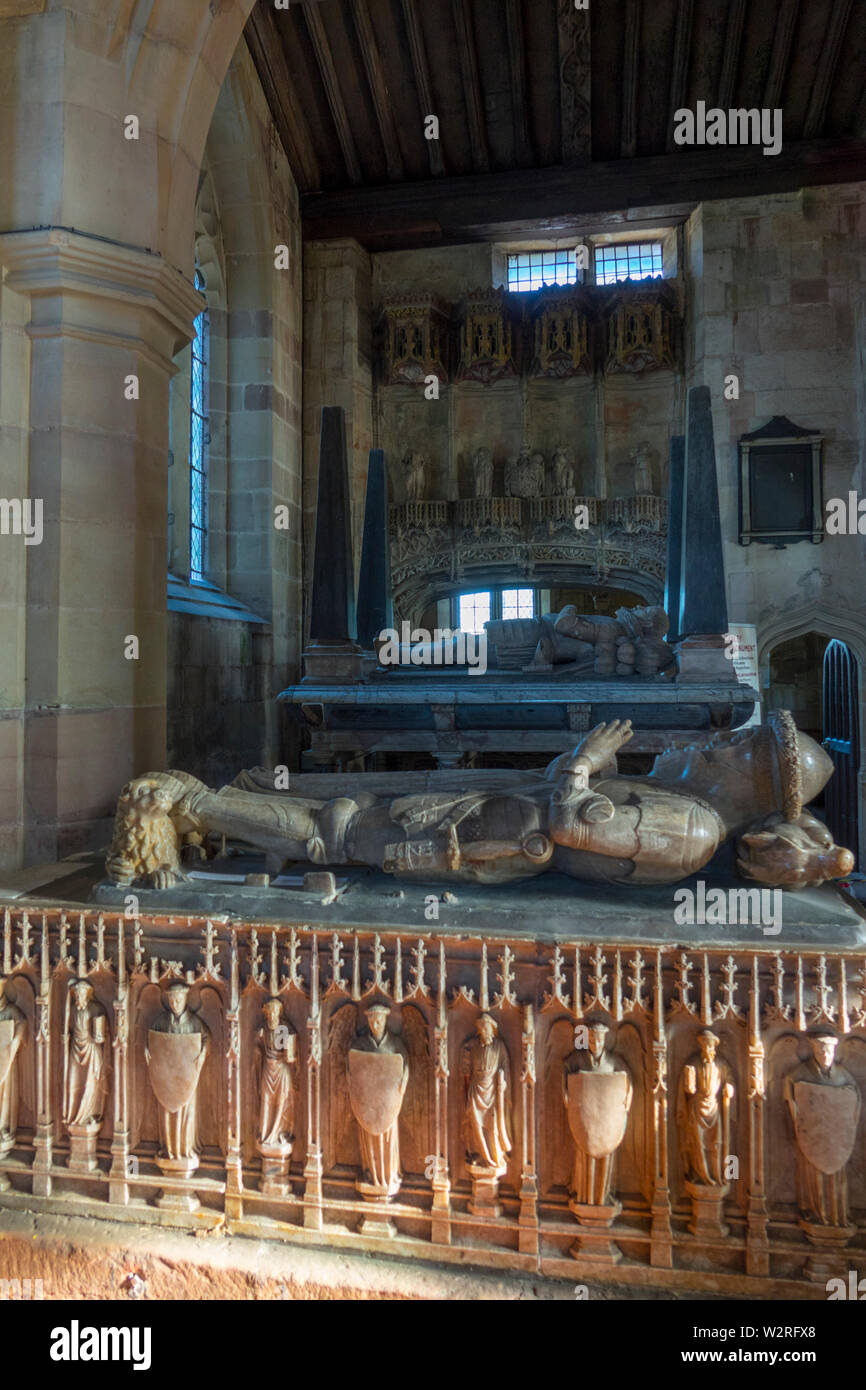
[685,182,866,860]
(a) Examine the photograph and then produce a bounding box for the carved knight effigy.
[145,980,210,1171]
[486,602,675,676]
[104,711,853,894]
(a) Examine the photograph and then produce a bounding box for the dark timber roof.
[245,0,866,249]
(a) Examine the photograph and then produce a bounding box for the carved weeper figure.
[347,1004,409,1230]
[462,1014,512,1216]
[784,1031,861,1233]
[677,1030,734,1186]
[0,976,25,1161]
[256,997,297,1194]
[64,979,108,1171]
[562,1020,633,1262]
[403,450,426,502]
[463,1014,511,1171]
[563,1021,632,1205]
[145,981,210,1170]
[472,446,493,498]
[677,1030,735,1238]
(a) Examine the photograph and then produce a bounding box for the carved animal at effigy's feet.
[105,712,854,893]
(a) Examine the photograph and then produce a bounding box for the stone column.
[0,229,202,862]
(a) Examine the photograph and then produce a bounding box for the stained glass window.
[189,268,209,583]
[595,242,663,285]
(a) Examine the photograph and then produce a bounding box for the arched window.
[189,268,209,582]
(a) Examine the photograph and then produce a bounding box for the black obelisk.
[303,406,361,680]
[664,434,685,643]
[678,386,728,637]
[356,448,392,651]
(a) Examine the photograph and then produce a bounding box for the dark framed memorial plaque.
[738,415,823,547]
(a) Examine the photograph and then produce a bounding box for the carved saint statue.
[64,979,108,1131]
[552,446,575,495]
[110,710,855,897]
[256,997,296,1151]
[505,446,543,498]
[145,980,210,1164]
[563,1020,633,1206]
[784,1030,861,1229]
[529,450,546,497]
[0,976,25,1156]
[462,1014,512,1173]
[472,446,494,498]
[403,450,426,502]
[631,440,655,495]
[347,1004,409,1197]
[676,1030,735,1186]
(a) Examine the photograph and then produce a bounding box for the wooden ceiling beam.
[399,0,445,176]
[450,0,490,173]
[557,0,591,162]
[763,0,799,110]
[665,0,694,151]
[349,0,405,181]
[504,0,532,166]
[620,0,641,159]
[717,0,746,110]
[300,137,866,249]
[244,7,320,192]
[301,0,363,185]
[803,0,854,138]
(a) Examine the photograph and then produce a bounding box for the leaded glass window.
[189,268,209,582]
[595,242,663,285]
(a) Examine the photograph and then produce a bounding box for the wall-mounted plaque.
[737,416,823,547]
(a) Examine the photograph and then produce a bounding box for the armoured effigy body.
[105,712,853,894]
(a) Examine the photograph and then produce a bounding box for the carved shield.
[147,1031,202,1113]
[348,1050,404,1136]
[566,1071,630,1159]
[793,1082,860,1175]
[0,1020,15,1088]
